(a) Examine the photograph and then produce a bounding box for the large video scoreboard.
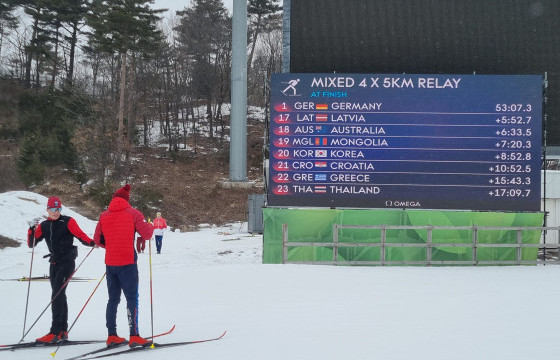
[267,74,543,211]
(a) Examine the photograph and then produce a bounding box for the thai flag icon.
[314,185,327,193]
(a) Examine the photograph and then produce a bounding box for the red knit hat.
[47,196,62,208]
[113,184,131,201]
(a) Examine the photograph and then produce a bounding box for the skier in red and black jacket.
[93,184,154,348]
[27,196,95,344]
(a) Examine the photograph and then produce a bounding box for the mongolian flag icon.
[314,137,328,146]
[316,104,328,110]
[316,114,328,122]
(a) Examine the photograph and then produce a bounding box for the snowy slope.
[1,190,560,360]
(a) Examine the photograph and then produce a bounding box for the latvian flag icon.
[316,114,328,122]
[316,104,328,110]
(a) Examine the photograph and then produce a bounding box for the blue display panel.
[267,74,543,211]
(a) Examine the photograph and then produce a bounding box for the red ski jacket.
[152,217,167,230]
[94,197,153,266]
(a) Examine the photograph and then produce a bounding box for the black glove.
[80,239,95,247]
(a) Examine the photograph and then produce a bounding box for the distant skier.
[152,212,167,254]
[27,196,95,344]
[93,184,154,348]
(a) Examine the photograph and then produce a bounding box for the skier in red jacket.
[93,184,153,348]
[152,212,167,254]
[27,196,95,344]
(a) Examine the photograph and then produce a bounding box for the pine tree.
[175,0,231,139]
[17,89,89,186]
[0,0,21,56]
[0,0,21,65]
[0,0,20,28]
[21,0,46,87]
[86,0,165,164]
[247,0,282,73]
[46,0,89,87]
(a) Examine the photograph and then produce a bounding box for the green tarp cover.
[263,208,544,264]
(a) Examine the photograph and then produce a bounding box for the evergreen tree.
[86,0,165,163]
[40,0,65,87]
[247,0,282,73]
[43,0,89,87]
[0,0,20,28]
[0,1,17,67]
[21,0,46,87]
[175,0,231,139]
[0,0,21,58]
[18,0,89,87]
[18,130,45,187]
[17,89,92,186]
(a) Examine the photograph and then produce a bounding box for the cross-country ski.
[0,340,104,351]
[0,276,96,282]
[63,325,176,360]
[70,331,226,360]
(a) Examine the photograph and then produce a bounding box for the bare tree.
[248,13,282,107]
[4,23,31,79]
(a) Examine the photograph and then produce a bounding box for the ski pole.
[50,272,106,358]
[148,237,155,348]
[17,246,96,345]
[22,225,37,339]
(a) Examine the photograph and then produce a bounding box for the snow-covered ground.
[1,190,560,360]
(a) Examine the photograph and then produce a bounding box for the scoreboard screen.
[267,73,543,211]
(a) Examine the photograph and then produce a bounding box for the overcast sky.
[153,0,234,15]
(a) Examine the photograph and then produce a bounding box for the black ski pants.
[49,260,75,334]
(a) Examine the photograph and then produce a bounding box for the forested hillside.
[0,0,281,228]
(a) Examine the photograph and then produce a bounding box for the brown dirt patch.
[0,234,20,249]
